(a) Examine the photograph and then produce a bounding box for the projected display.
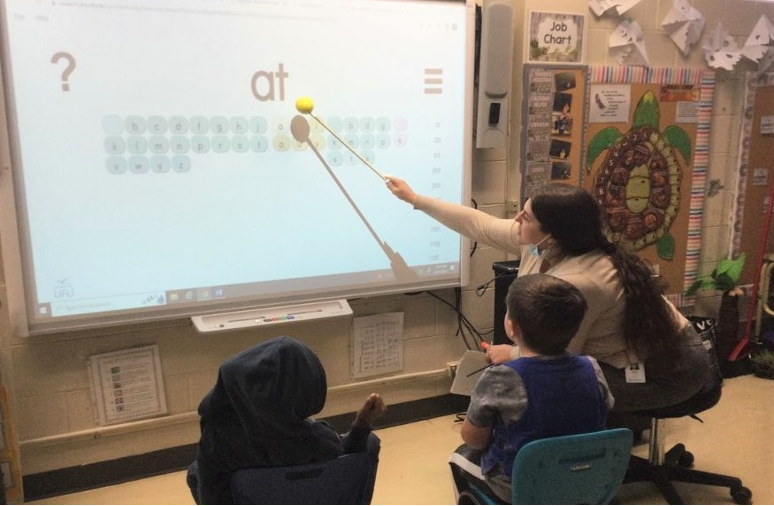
[0,0,472,332]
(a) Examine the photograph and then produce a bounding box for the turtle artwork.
[586,90,691,260]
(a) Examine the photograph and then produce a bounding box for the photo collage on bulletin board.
[521,64,588,203]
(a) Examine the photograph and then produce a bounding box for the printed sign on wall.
[527,11,586,64]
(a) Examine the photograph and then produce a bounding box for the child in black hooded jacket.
[187,336,386,504]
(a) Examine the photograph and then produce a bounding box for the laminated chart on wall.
[88,345,168,426]
[352,312,404,379]
[584,67,715,301]
[520,64,589,204]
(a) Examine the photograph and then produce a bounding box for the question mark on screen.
[51,52,76,91]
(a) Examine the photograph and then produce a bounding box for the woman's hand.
[486,344,517,365]
[354,393,387,428]
[385,176,418,205]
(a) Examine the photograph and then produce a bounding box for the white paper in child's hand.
[661,0,705,55]
[450,350,491,396]
[703,23,743,71]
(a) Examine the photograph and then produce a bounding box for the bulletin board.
[520,64,589,202]
[583,67,716,298]
[730,73,774,285]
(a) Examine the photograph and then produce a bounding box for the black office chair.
[229,453,374,505]
[623,375,752,505]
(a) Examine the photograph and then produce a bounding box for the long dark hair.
[529,184,681,360]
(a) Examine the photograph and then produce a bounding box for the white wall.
[0,0,773,491]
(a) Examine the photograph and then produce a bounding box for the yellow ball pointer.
[293,96,386,181]
[295,97,315,114]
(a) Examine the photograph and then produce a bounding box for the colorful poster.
[584,66,715,299]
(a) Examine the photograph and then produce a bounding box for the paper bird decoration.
[743,15,774,62]
[609,19,650,66]
[662,0,705,55]
[589,0,643,17]
[703,23,743,71]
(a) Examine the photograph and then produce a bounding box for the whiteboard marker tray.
[192,299,352,333]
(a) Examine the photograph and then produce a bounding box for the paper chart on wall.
[352,312,404,379]
[521,65,589,201]
[589,84,631,123]
[88,345,167,426]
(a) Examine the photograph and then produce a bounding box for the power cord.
[424,288,485,350]
[475,272,519,297]
[470,199,478,258]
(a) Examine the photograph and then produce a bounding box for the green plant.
[685,253,746,296]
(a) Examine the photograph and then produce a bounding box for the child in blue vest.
[451,273,614,502]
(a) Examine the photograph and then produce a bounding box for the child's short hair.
[505,273,587,355]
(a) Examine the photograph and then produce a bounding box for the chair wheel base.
[625,445,750,505]
[677,451,694,468]
[731,486,752,505]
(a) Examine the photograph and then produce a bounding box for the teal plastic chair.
[457,428,633,505]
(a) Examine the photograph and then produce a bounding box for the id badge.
[625,363,646,383]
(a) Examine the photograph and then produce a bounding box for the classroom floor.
[28,375,773,505]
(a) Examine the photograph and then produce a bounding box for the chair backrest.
[230,452,372,505]
[510,428,633,505]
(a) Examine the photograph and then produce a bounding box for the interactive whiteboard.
[0,0,473,334]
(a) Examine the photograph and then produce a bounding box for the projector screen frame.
[0,0,476,336]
